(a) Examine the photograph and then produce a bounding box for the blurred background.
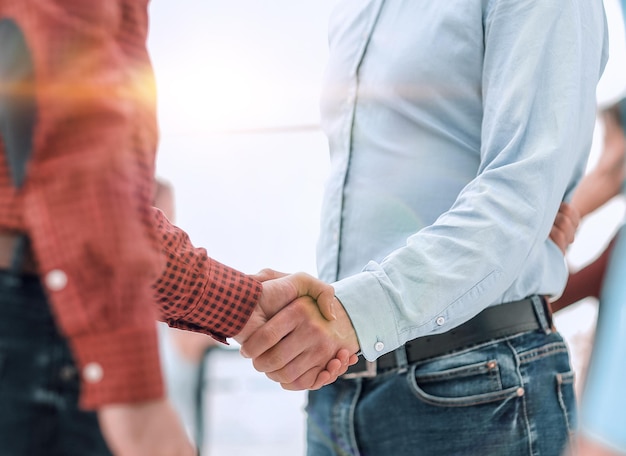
[147,1,626,454]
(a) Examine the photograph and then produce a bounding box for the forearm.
[152,209,261,341]
[571,106,626,218]
[551,237,616,312]
[571,168,624,218]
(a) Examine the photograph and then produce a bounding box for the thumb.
[287,272,337,321]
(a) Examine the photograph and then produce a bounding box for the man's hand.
[234,270,359,389]
[239,286,359,390]
[98,398,196,456]
[549,201,580,254]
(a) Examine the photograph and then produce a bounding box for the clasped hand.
[233,269,360,390]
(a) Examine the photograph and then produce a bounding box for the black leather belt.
[342,296,551,379]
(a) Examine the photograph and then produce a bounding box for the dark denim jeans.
[0,270,112,455]
[307,316,577,455]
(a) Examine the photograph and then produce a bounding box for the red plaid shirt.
[0,0,261,409]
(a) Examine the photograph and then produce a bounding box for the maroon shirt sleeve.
[551,236,616,313]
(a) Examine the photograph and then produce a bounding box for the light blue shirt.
[316,0,609,361]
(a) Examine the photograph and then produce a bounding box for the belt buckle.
[342,359,377,379]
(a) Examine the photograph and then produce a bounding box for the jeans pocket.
[556,371,577,435]
[408,357,522,407]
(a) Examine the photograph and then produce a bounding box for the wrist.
[332,297,360,355]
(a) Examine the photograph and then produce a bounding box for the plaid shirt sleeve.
[153,209,261,342]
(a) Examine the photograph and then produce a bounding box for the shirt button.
[83,363,104,383]
[45,269,68,291]
[436,316,445,326]
[374,341,384,352]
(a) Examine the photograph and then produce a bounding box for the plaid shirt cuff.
[69,325,164,410]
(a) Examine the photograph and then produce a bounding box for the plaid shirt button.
[45,269,68,291]
[83,362,104,383]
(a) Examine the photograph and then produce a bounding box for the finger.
[252,268,288,282]
[323,349,359,379]
[252,330,304,376]
[310,370,334,390]
[274,354,347,390]
[240,302,302,360]
[264,346,325,386]
[254,317,325,378]
[263,336,335,385]
[260,311,335,383]
[327,349,352,371]
[554,211,576,245]
[339,350,359,367]
[320,352,347,381]
[308,353,359,390]
[279,363,340,391]
[319,355,349,387]
[565,203,581,229]
[246,297,324,370]
[279,365,329,391]
[317,295,337,322]
[550,204,578,254]
[324,358,344,378]
[550,225,567,255]
[270,348,344,390]
[557,202,580,232]
[277,349,355,390]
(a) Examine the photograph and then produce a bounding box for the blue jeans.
[306,319,576,455]
[0,270,112,455]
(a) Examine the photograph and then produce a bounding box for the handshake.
[233,269,361,390]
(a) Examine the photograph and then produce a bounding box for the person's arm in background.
[571,107,626,218]
[550,105,626,312]
[550,237,617,312]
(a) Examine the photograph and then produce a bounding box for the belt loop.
[393,345,409,373]
[530,295,551,334]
